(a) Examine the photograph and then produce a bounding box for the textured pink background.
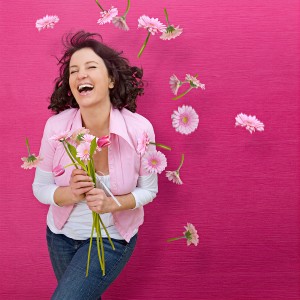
[0,0,299,299]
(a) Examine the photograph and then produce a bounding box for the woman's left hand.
[85,188,116,214]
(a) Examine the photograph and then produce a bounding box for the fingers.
[69,169,94,200]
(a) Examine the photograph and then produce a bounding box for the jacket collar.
[70,107,135,149]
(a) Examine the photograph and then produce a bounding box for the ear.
[108,77,114,89]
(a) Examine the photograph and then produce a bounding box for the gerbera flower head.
[143,150,167,174]
[82,134,96,144]
[137,132,150,155]
[160,25,183,40]
[184,223,199,246]
[35,15,59,31]
[76,142,93,162]
[97,6,118,25]
[138,15,166,35]
[171,105,199,135]
[235,113,265,134]
[112,16,129,31]
[21,154,43,169]
[169,74,182,95]
[166,170,183,185]
[70,128,90,145]
[50,130,72,142]
[185,74,205,90]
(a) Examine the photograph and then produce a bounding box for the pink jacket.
[38,107,156,242]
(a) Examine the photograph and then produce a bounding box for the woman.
[33,31,158,299]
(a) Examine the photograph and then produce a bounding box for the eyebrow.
[69,61,99,68]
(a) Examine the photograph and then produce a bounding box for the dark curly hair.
[48,31,144,114]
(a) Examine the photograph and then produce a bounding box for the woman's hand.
[69,169,95,203]
[85,188,116,214]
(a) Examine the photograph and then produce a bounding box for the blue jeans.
[46,226,137,300]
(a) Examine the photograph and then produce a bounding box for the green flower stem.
[95,215,105,276]
[177,154,185,171]
[138,32,151,58]
[98,216,105,275]
[25,137,31,156]
[123,0,131,17]
[164,8,170,26]
[167,236,186,242]
[149,142,171,151]
[172,86,193,100]
[86,217,95,277]
[62,142,79,169]
[95,0,105,11]
[99,216,115,250]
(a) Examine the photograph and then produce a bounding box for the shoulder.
[121,108,154,133]
[44,108,78,129]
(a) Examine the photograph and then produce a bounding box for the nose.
[77,70,88,79]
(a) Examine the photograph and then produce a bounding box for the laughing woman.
[32,31,158,300]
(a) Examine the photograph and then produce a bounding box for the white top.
[33,167,158,240]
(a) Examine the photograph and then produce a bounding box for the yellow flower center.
[151,159,158,165]
[182,116,189,124]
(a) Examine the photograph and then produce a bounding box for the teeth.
[78,84,94,92]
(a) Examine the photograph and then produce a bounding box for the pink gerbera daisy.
[143,150,167,174]
[76,142,93,161]
[138,15,166,35]
[184,223,199,246]
[137,132,150,155]
[112,16,129,31]
[35,15,59,31]
[70,127,90,145]
[82,134,97,143]
[171,105,199,135]
[169,74,182,95]
[185,74,205,90]
[97,6,118,25]
[160,25,183,40]
[21,154,43,169]
[50,130,72,142]
[165,153,184,184]
[235,113,265,134]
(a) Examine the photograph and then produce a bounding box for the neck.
[80,102,111,137]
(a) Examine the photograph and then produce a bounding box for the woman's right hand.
[69,169,95,203]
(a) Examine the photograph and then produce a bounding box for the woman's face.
[69,47,114,109]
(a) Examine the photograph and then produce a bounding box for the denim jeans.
[46,226,137,300]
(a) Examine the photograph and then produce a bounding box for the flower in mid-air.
[160,8,183,40]
[169,74,182,95]
[167,223,199,246]
[235,113,265,134]
[171,105,199,135]
[143,150,167,174]
[112,16,129,31]
[137,15,166,58]
[35,15,59,31]
[165,154,185,185]
[97,6,118,25]
[21,138,43,169]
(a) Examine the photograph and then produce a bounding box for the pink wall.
[1,0,299,299]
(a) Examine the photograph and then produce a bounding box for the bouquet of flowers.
[50,128,121,277]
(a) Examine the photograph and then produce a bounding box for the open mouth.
[77,84,94,94]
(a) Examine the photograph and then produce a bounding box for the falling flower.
[21,138,43,169]
[165,154,184,185]
[235,113,264,134]
[171,105,199,135]
[137,132,171,155]
[167,223,199,246]
[172,73,205,100]
[52,165,65,177]
[112,16,129,31]
[143,150,167,174]
[97,6,118,25]
[35,15,59,31]
[76,142,94,162]
[185,74,205,89]
[112,0,130,31]
[137,15,166,58]
[49,130,72,142]
[160,8,183,40]
[169,74,182,95]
